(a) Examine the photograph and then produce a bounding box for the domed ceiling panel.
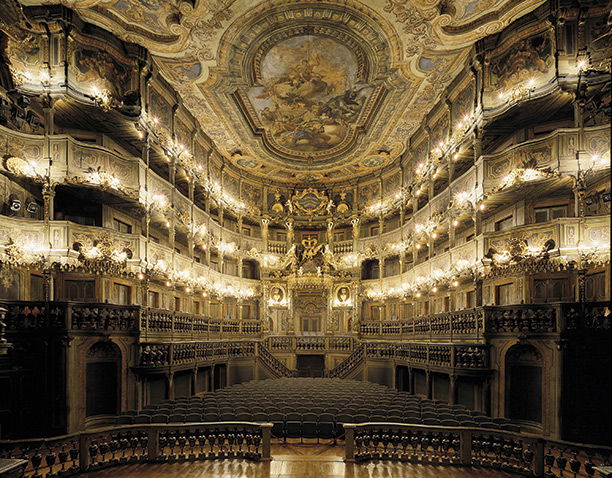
[241,34,378,157]
[18,0,545,184]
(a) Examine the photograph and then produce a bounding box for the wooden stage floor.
[79,443,517,478]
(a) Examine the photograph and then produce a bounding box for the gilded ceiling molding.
[14,0,554,187]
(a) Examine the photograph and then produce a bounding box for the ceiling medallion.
[205,1,405,182]
[233,33,386,161]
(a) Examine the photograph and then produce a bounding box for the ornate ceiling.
[19,0,545,185]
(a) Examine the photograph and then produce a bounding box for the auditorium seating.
[120,378,519,441]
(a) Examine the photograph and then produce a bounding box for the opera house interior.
[0,0,610,476]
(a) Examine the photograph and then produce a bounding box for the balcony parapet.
[140,307,261,339]
[364,341,488,372]
[361,215,609,294]
[360,308,484,341]
[0,215,261,293]
[344,422,612,475]
[1,301,140,333]
[1,123,608,261]
[1,301,263,339]
[0,422,271,476]
[359,302,612,340]
[266,335,356,354]
[137,340,258,368]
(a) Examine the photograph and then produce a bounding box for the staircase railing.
[325,343,365,378]
[256,342,298,378]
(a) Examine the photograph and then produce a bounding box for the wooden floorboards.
[79,443,517,478]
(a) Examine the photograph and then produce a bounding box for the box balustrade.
[343,422,611,477]
[358,302,611,340]
[0,422,272,478]
[0,301,262,338]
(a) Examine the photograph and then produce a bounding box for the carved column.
[218,205,224,230]
[326,289,334,335]
[42,96,55,136]
[449,374,457,405]
[43,184,55,223]
[288,289,296,335]
[43,268,53,302]
[482,376,491,415]
[572,171,587,218]
[473,132,482,161]
[205,241,211,267]
[166,372,174,400]
[237,257,243,278]
[351,216,360,251]
[475,279,483,307]
[326,218,334,245]
[192,367,198,396]
[141,275,150,308]
[285,218,294,247]
[428,179,435,199]
[407,367,414,395]
[261,216,270,252]
[577,268,587,302]
[237,215,243,236]
[449,218,456,248]
[473,211,483,236]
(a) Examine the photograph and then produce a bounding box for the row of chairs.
[118,411,517,433]
[120,378,519,434]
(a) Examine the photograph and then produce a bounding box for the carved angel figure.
[281,243,298,270]
[285,198,294,214]
[322,243,338,270]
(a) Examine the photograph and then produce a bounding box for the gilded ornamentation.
[488,30,553,91]
[3,0,542,185]
[291,188,328,216]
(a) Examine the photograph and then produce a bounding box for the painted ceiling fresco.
[18,0,546,184]
[245,35,374,155]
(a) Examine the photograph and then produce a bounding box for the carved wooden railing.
[326,343,365,378]
[0,301,140,332]
[0,422,272,478]
[138,341,257,368]
[267,241,287,254]
[358,302,612,341]
[343,422,612,477]
[365,342,488,370]
[255,342,298,378]
[0,301,263,339]
[333,240,353,254]
[360,308,484,340]
[266,335,356,353]
[141,308,262,338]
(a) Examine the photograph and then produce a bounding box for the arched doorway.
[505,344,542,423]
[86,341,121,417]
